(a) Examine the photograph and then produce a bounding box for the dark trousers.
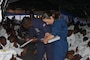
[36,41,54,60]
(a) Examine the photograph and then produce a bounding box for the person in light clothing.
[80,40,90,60]
[8,35,23,56]
[0,36,17,60]
[0,24,9,39]
[67,30,76,51]
[0,36,11,49]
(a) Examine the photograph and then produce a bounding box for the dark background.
[7,0,90,18]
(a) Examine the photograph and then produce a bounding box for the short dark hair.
[22,17,31,24]
[0,36,6,41]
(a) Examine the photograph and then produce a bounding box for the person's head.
[42,10,60,25]
[0,36,7,46]
[22,17,33,29]
[6,28,16,35]
[71,54,82,60]
[73,26,79,34]
[87,41,90,47]
[24,33,31,42]
[67,30,73,36]
[83,37,88,41]
[8,35,18,43]
[66,50,74,59]
[81,30,86,36]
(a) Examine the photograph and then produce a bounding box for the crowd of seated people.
[0,15,90,60]
[65,21,90,60]
[0,17,37,60]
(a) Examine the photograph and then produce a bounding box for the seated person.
[10,55,16,60]
[71,54,82,60]
[81,41,90,60]
[8,35,20,48]
[6,28,16,37]
[66,50,75,60]
[8,35,23,56]
[23,34,37,53]
[20,34,37,60]
[0,36,19,60]
[0,36,10,49]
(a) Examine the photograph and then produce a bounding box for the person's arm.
[0,44,2,49]
[32,37,38,43]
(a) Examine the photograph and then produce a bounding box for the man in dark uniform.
[21,17,37,60]
[22,16,54,60]
[32,18,54,60]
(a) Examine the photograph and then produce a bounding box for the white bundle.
[20,39,33,48]
[48,36,60,43]
[0,43,5,48]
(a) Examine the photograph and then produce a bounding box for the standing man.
[32,18,54,60]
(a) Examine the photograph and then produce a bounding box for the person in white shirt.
[80,40,90,60]
[65,50,75,60]
[67,30,76,51]
[8,35,23,56]
[0,36,17,60]
[0,25,9,39]
[0,36,11,49]
[73,26,83,49]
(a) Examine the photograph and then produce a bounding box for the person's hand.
[10,57,16,60]
[13,42,18,48]
[32,37,38,43]
[42,33,54,44]
[42,39,48,44]
[25,38,30,42]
